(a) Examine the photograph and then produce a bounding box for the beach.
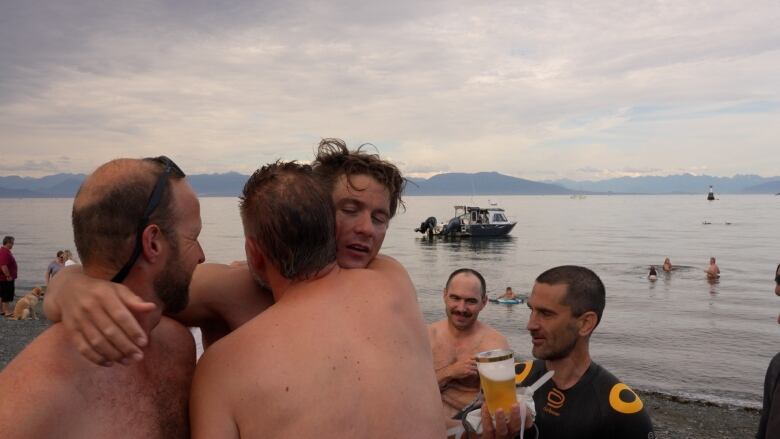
[0,300,762,439]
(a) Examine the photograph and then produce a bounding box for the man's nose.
[354,212,373,235]
[526,312,539,331]
[196,241,206,264]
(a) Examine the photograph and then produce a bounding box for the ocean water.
[1,194,778,407]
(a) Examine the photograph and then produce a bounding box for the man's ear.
[141,224,164,263]
[578,311,598,337]
[244,237,266,273]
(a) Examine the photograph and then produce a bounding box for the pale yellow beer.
[480,376,517,415]
[476,349,517,416]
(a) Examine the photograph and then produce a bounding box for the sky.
[1,0,778,181]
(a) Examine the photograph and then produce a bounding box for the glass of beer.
[476,349,517,416]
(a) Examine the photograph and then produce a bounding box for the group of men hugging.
[0,139,655,439]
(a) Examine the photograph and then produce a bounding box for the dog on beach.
[12,287,44,320]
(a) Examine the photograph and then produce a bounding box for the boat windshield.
[493,213,508,222]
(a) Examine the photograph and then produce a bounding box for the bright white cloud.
[0,0,778,180]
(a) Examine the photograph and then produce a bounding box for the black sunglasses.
[111,156,185,283]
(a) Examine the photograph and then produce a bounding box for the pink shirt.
[0,246,17,281]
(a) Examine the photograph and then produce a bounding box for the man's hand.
[480,402,533,439]
[449,355,478,380]
[44,266,156,366]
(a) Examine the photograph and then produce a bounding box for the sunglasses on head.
[111,156,185,284]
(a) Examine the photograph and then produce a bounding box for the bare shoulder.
[152,318,196,359]
[427,319,446,339]
[478,322,510,349]
[366,254,404,272]
[364,254,414,286]
[0,326,86,421]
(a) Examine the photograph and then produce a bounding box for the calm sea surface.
[1,194,778,407]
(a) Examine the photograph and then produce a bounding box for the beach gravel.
[0,299,763,438]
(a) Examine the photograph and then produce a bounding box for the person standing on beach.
[190,162,444,438]
[44,138,405,366]
[756,263,780,439]
[707,257,720,279]
[0,157,204,438]
[481,265,655,439]
[427,268,510,430]
[0,236,17,317]
[45,250,65,285]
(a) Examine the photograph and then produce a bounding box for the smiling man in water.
[44,138,406,365]
[427,268,509,431]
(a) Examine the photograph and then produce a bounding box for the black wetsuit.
[758,352,780,438]
[514,359,655,439]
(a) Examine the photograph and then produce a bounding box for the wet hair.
[72,158,184,268]
[240,161,336,280]
[56,250,64,258]
[2,236,13,246]
[312,138,406,217]
[445,268,487,298]
[536,265,606,326]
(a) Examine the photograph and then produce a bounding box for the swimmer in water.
[500,286,517,300]
[648,266,658,281]
[662,257,672,272]
[706,257,720,279]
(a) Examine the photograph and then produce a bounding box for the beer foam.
[477,361,515,381]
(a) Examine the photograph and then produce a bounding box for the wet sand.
[0,300,762,439]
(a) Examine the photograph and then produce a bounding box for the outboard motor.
[440,217,461,236]
[415,217,437,236]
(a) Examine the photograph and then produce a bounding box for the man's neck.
[544,344,592,390]
[446,320,482,340]
[84,265,164,329]
[269,262,339,302]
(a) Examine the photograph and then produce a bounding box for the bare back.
[191,256,446,438]
[428,319,509,419]
[0,318,195,439]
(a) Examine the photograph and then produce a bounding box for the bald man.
[428,268,509,430]
[0,157,205,438]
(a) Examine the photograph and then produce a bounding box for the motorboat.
[415,205,516,238]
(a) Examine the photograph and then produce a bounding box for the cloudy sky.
[1,0,778,180]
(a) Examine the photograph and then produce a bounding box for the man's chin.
[337,253,371,269]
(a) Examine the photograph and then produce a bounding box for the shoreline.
[0,303,763,439]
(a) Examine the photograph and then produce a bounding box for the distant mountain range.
[1,171,779,198]
[549,173,780,194]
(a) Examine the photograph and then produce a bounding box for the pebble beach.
[0,298,762,439]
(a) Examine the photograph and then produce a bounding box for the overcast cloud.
[1,0,778,179]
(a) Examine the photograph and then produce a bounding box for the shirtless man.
[428,268,509,429]
[190,162,444,438]
[500,286,517,300]
[662,257,672,272]
[0,157,205,438]
[44,138,404,365]
[707,257,720,279]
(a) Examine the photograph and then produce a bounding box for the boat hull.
[458,222,516,237]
